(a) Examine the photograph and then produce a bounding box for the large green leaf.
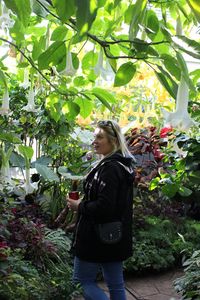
[52,0,75,23]
[173,36,200,60]
[51,26,68,41]
[179,36,200,54]
[76,0,98,36]
[155,71,177,99]
[129,0,147,39]
[114,62,136,87]
[62,101,80,120]
[10,152,25,168]
[146,10,160,39]
[10,19,25,43]
[186,0,200,23]
[0,132,21,144]
[156,65,178,97]
[38,41,66,70]
[92,88,115,111]
[162,183,179,198]
[32,36,46,61]
[178,186,193,197]
[161,54,181,81]
[82,51,97,74]
[4,0,31,27]
[31,156,53,168]
[18,145,34,160]
[31,0,49,17]
[35,163,59,182]
[75,97,94,118]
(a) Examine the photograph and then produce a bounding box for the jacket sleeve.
[78,163,123,221]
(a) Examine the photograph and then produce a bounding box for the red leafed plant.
[0,204,58,270]
[126,126,168,187]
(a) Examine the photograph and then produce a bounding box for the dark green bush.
[124,216,200,273]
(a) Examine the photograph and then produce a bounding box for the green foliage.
[114,62,136,87]
[0,203,77,299]
[4,0,31,27]
[174,250,200,299]
[0,254,48,300]
[52,0,75,24]
[38,41,66,70]
[149,133,200,204]
[1,0,200,104]
[124,216,200,273]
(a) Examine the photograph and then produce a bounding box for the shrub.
[174,250,200,299]
[0,203,78,299]
[124,216,200,273]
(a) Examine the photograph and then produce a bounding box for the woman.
[67,120,135,300]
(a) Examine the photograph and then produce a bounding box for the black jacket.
[73,151,135,262]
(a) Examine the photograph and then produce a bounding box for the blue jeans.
[73,256,127,300]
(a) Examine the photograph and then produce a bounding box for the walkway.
[72,269,183,300]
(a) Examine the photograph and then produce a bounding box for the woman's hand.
[67,197,81,212]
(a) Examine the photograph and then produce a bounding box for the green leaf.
[38,41,66,70]
[10,19,25,43]
[52,0,75,23]
[82,51,98,74]
[92,87,116,104]
[124,4,134,24]
[91,91,112,111]
[10,152,25,168]
[0,132,21,144]
[18,145,34,160]
[91,87,116,111]
[32,36,46,61]
[173,36,200,60]
[186,0,200,23]
[176,52,195,91]
[189,170,200,184]
[35,163,59,182]
[178,186,193,197]
[155,71,177,99]
[51,26,68,41]
[62,101,80,120]
[178,36,200,55]
[0,70,7,87]
[31,0,49,17]
[162,183,179,198]
[4,0,31,27]
[157,65,178,96]
[160,24,172,42]
[76,0,98,36]
[146,10,160,38]
[149,177,160,190]
[129,0,147,39]
[114,62,136,87]
[31,156,52,167]
[161,54,181,81]
[75,97,94,118]
[73,76,87,87]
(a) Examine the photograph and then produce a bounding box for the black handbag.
[97,221,122,245]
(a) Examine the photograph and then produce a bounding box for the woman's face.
[93,127,114,156]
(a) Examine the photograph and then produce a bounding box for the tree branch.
[36,0,170,59]
[0,37,76,97]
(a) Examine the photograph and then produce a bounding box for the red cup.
[69,191,79,200]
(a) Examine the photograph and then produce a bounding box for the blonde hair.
[97,120,134,159]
